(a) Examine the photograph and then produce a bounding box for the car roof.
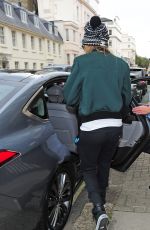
[130,67,145,70]
[0,72,33,82]
[0,71,70,86]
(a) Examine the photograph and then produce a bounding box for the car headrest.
[46,85,64,103]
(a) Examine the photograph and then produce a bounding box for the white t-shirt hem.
[80,118,122,131]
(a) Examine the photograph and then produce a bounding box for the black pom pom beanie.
[82,16,109,47]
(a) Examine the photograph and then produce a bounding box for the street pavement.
[64,152,150,230]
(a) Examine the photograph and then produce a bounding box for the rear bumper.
[0,194,40,230]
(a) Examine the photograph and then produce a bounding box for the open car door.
[44,75,150,173]
[112,78,150,172]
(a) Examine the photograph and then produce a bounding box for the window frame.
[109,40,112,46]
[66,29,69,41]
[34,16,39,28]
[20,10,27,24]
[47,40,50,53]
[12,31,17,47]
[24,62,28,70]
[67,53,70,65]
[4,3,12,17]
[53,42,56,54]
[0,27,5,44]
[48,24,53,34]
[58,44,61,55]
[31,36,35,50]
[39,38,42,51]
[22,33,26,49]
[109,30,112,35]
[33,62,37,70]
[22,87,49,122]
[73,30,76,42]
[15,61,19,69]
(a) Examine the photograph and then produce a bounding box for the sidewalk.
[65,152,150,230]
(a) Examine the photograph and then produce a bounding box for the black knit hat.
[82,16,109,47]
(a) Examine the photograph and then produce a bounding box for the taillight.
[0,150,19,167]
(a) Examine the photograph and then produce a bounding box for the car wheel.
[38,167,74,230]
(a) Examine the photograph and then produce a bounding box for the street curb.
[73,182,85,205]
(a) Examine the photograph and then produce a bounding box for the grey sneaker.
[92,204,109,230]
[95,213,109,230]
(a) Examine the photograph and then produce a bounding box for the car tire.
[37,166,74,230]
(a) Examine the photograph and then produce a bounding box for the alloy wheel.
[47,170,73,230]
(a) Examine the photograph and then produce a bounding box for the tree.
[135,55,149,69]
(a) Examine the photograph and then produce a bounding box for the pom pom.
[90,16,101,30]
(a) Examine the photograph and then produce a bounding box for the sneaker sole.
[95,214,109,230]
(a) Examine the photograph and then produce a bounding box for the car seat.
[47,85,78,153]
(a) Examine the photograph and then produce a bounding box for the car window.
[28,93,48,120]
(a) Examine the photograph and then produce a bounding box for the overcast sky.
[99,0,150,58]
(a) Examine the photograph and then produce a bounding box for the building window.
[40,63,43,69]
[4,3,12,17]
[67,54,70,65]
[12,31,17,47]
[39,38,42,51]
[33,63,37,70]
[128,45,130,48]
[31,36,35,50]
[48,24,53,34]
[109,40,112,46]
[24,62,28,69]
[58,44,61,55]
[22,33,26,49]
[47,41,50,53]
[77,6,79,20]
[84,11,86,22]
[53,42,56,54]
[0,27,5,44]
[73,30,76,42]
[109,30,112,35]
[20,10,27,23]
[54,27,58,36]
[15,61,19,69]
[66,29,69,41]
[34,17,39,28]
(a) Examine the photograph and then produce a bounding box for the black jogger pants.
[77,126,122,205]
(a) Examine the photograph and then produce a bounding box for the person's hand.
[132,105,150,115]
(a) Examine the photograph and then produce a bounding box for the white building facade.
[102,17,122,57]
[37,0,99,64]
[102,17,136,65]
[121,34,136,66]
[0,0,63,69]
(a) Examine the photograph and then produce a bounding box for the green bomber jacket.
[63,50,131,122]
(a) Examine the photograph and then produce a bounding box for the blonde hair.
[94,46,110,55]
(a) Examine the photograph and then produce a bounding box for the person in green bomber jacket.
[64,16,131,230]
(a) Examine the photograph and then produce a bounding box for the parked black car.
[1,72,150,230]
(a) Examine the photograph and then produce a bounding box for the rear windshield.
[0,81,23,109]
[0,85,16,103]
[130,69,143,72]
